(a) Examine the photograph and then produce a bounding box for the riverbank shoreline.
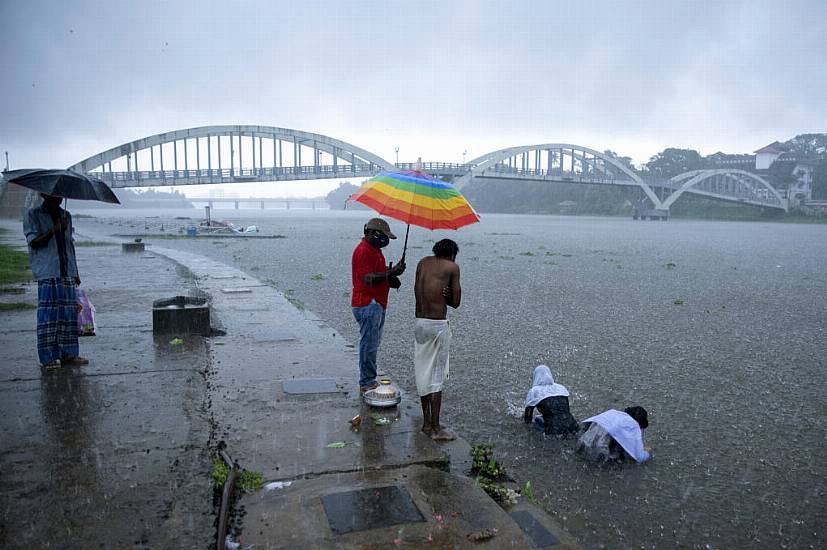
[0,219,578,549]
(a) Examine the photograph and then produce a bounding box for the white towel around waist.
[414,318,451,396]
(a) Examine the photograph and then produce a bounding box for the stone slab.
[510,509,560,548]
[321,485,425,535]
[239,465,535,549]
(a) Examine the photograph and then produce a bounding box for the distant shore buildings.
[706,140,824,206]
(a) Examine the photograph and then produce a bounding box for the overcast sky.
[1,0,825,197]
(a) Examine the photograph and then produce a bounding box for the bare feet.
[41,359,61,370]
[430,428,457,441]
[421,424,434,435]
[62,356,89,366]
[360,382,379,393]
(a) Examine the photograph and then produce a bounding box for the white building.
[753,142,788,170]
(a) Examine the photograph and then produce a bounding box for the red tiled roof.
[753,141,787,154]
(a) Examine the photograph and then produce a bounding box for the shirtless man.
[413,239,461,441]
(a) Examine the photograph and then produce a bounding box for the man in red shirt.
[352,218,406,392]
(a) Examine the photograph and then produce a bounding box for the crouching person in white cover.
[413,239,461,441]
[576,406,651,464]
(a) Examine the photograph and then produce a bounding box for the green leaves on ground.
[326,441,348,448]
[470,443,507,479]
[471,443,521,505]
[521,481,536,503]
[237,470,264,492]
[211,457,264,492]
[211,458,229,489]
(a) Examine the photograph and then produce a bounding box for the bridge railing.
[394,162,472,173]
[481,163,621,184]
[91,164,383,184]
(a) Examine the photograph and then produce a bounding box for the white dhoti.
[414,318,451,397]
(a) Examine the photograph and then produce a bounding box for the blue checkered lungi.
[37,277,79,364]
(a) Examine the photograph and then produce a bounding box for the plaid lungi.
[37,277,79,364]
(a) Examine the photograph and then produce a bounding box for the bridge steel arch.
[662,169,787,211]
[68,125,394,188]
[455,143,664,209]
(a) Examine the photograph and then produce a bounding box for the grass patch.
[674,298,685,305]
[211,458,229,489]
[310,273,325,281]
[75,241,117,247]
[470,443,519,505]
[0,244,32,284]
[521,481,536,503]
[0,287,25,294]
[211,457,264,492]
[471,444,507,479]
[0,302,36,311]
[519,251,535,256]
[237,470,264,492]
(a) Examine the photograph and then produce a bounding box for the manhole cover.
[509,510,559,547]
[321,486,424,535]
[282,378,339,394]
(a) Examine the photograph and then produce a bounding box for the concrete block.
[122,242,145,253]
[152,296,210,335]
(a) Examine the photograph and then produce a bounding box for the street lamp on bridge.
[394,147,399,166]
[462,149,467,164]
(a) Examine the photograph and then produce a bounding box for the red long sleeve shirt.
[351,238,390,308]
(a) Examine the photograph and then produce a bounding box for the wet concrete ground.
[0,220,577,549]
[0,223,214,549]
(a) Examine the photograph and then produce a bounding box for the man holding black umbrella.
[23,194,88,368]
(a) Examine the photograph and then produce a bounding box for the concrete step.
[237,464,578,549]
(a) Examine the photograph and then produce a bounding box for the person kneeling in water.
[576,406,651,463]
[523,365,579,437]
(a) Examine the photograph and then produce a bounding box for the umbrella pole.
[401,224,410,261]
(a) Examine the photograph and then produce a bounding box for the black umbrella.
[2,169,120,204]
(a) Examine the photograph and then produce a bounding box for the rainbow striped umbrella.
[349,169,480,256]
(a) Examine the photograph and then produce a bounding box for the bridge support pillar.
[234,200,239,210]
[260,201,265,210]
[632,206,669,221]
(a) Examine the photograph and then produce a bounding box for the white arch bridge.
[71,126,788,216]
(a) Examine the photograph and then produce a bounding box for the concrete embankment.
[0,220,577,549]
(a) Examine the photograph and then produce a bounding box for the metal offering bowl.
[363,379,401,407]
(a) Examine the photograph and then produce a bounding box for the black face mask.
[369,232,390,248]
